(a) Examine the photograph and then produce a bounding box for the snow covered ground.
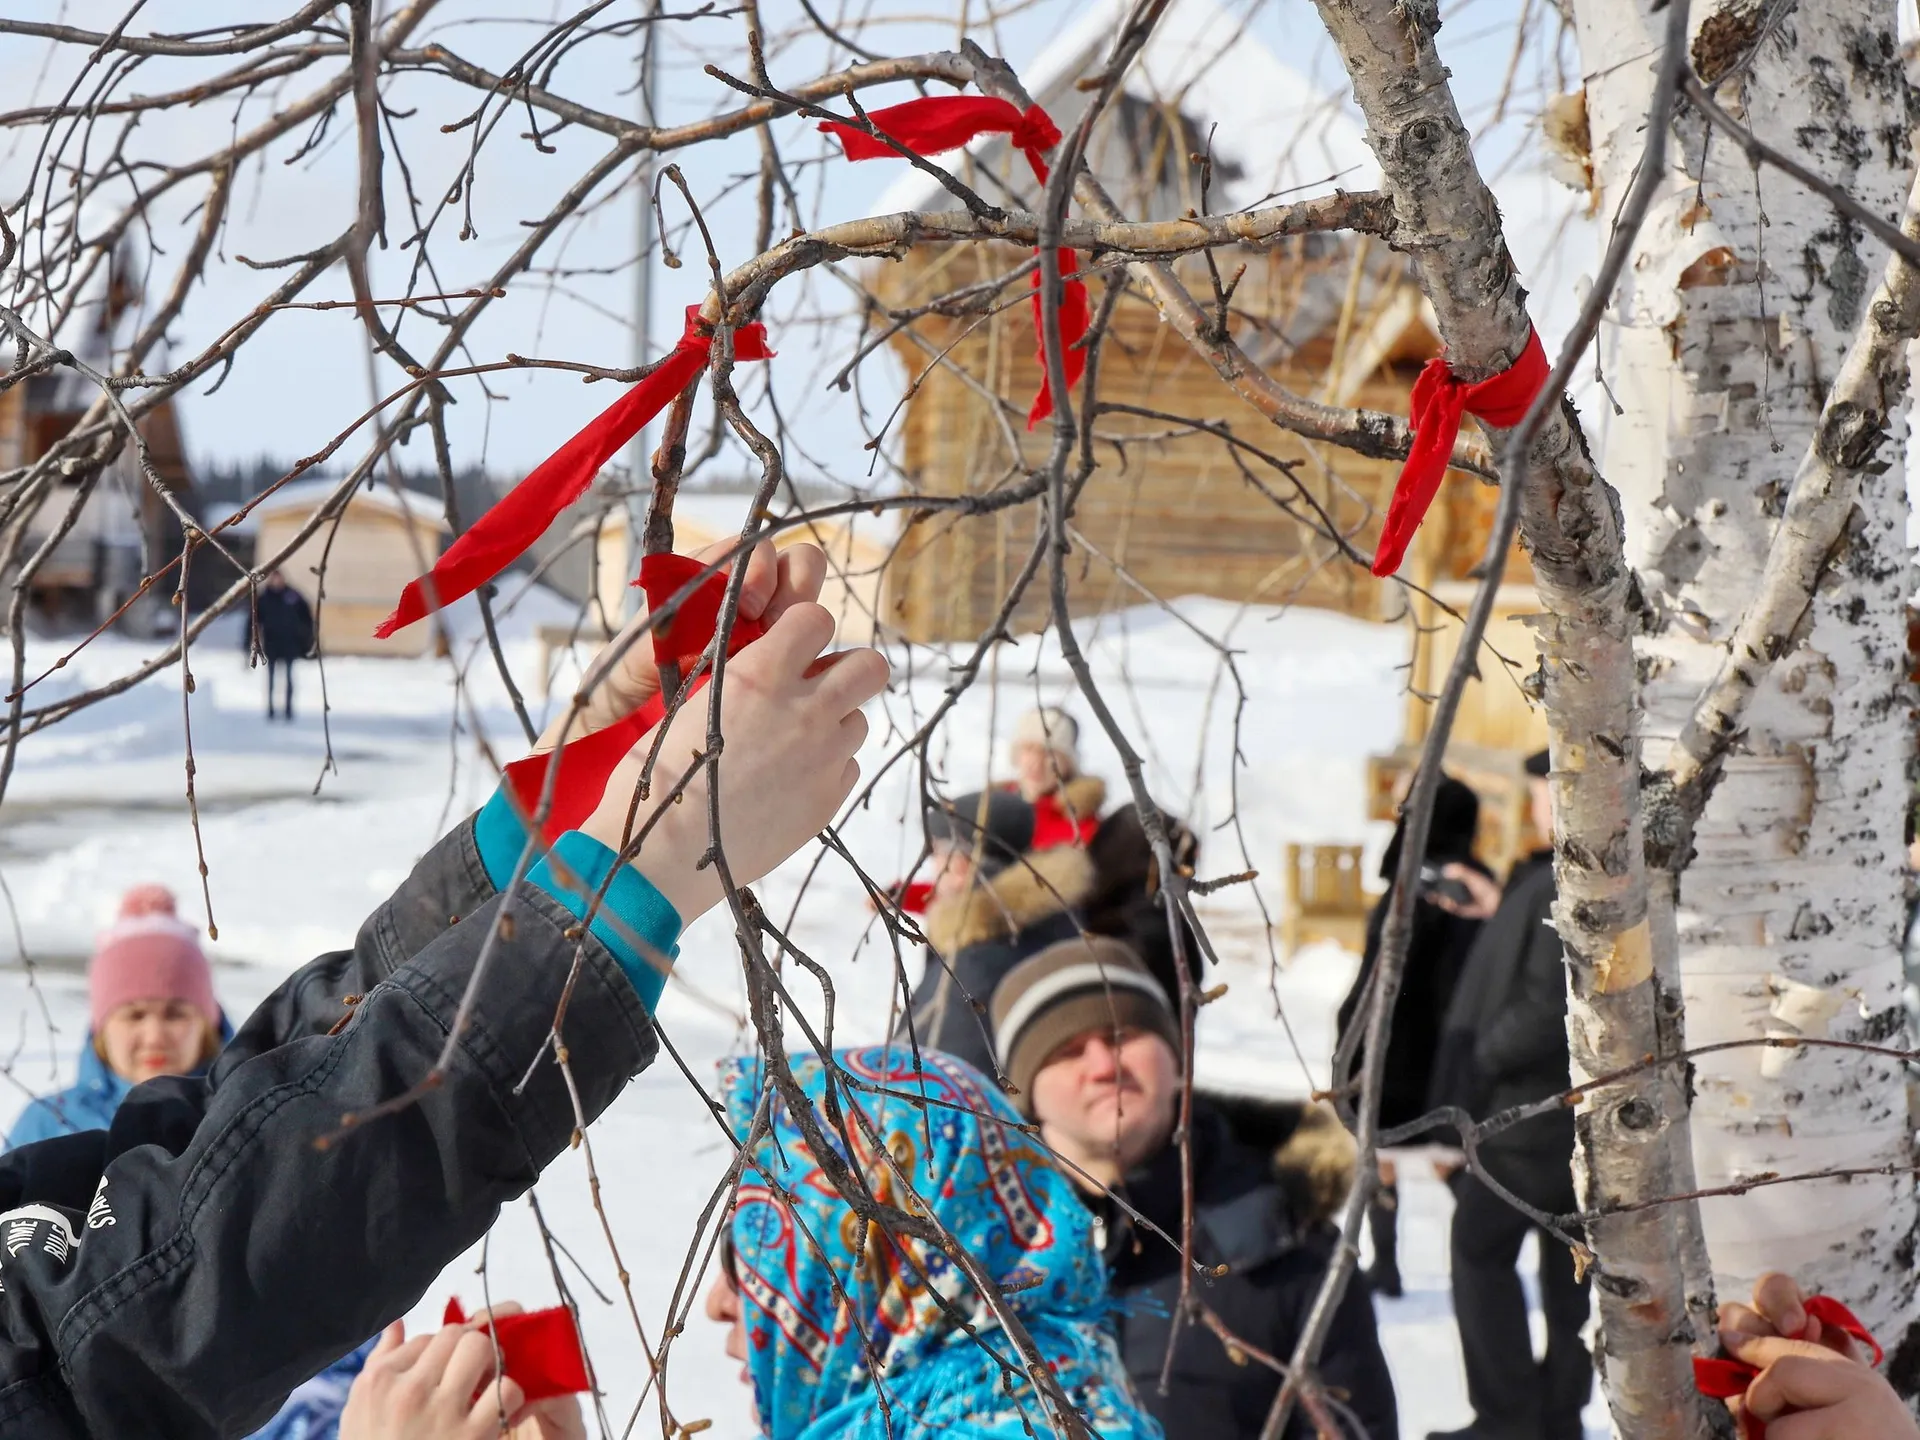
[0,578,1604,1438]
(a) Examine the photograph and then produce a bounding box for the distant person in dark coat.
[995,937,1399,1440]
[1335,772,1489,1296]
[1425,749,1590,1440]
[904,789,1095,1077]
[256,570,315,721]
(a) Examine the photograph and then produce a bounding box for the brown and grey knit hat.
[990,935,1181,1114]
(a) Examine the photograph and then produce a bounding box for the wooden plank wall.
[875,243,1450,642]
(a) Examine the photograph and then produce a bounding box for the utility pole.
[622,0,660,617]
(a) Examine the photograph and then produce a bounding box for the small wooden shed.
[251,479,449,658]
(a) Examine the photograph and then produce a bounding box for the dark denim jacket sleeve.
[0,816,659,1439]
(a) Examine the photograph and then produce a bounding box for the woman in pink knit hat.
[5,883,227,1148]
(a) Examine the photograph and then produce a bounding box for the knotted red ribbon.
[500,552,764,841]
[375,307,774,637]
[1369,327,1549,579]
[820,96,1088,428]
[442,1297,590,1402]
[1692,1295,1881,1440]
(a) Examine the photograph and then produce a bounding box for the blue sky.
[0,0,1590,488]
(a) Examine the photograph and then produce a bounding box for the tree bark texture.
[1310,0,1717,1431]
[1579,0,1919,1346]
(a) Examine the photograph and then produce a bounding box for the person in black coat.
[1335,772,1488,1296]
[1425,750,1590,1440]
[993,937,1399,1440]
[255,570,315,721]
[903,789,1096,1077]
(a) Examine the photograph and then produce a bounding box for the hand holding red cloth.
[442,1298,590,1402]
[820,95,1087,428]
[1369,327,1549,579]
[501,552,765,841]
[376,307,773,637]
[1694,1294,1881,1440]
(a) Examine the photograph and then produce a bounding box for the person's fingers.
[371,1320,408,1359]
[752,602,837,676]
[814,646,889,713]
[439,1328,505,1408]
[836,756,861,805]
[470,1376,527,1436]
[1765,1409,1855,1440]
[412,1318,474,1385]
[1754,1273,1810,1337]
[1734,1341,1861,1421]
[380,1331,437,1378]
[734,539,780,621]
[469,1301,524,1325]
[1719,1301,1777,1342]
[837,707,870,758]
[767,543,827,621]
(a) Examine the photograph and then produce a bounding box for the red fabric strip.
[1692,1295,1881,1439]
[892,879,935,914]
[819,97,1059,171]
[820,96,1087,428]
[1027,247,1089,429]
[376,308,773,637]
[1030,787,1099,850]
[1369,327,1550,579]
[443,1298,591,1402]
[500,553,765,841]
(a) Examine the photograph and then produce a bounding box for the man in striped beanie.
[997,936,1397,1440]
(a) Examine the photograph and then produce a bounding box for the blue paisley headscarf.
[719,1045,1160,1440]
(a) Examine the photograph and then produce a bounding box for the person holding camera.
[1336,772,1491,1297]
[1424,749,1590,1440]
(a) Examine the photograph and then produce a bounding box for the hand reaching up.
[582,600,888,922]
[340,1307,588,1440]
[536,538,827,753]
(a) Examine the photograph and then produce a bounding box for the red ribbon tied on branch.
[500,553,765,841]
[1692,1295,1882,1440]
[375,307,774,638]
[820,96,1089,428]
[442,1298,590,1402]
[1369,327,1549,579]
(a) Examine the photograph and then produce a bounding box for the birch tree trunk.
[1309,0,1720,1430]
[1577,0,1920,1346]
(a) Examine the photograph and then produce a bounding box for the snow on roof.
[247,477,452,530]
[874,0,1376,218]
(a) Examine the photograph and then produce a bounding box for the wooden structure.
[3,345,195,630]
[863,0,1476,643]
[251,480,449,658]
[1280,843,1373,955]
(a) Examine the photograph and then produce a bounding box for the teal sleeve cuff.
[474,785,528,892]
[528,830,682,1012]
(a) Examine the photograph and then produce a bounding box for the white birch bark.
[1577,0,1919,1343]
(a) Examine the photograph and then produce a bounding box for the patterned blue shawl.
[720,1045,1160,1440]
